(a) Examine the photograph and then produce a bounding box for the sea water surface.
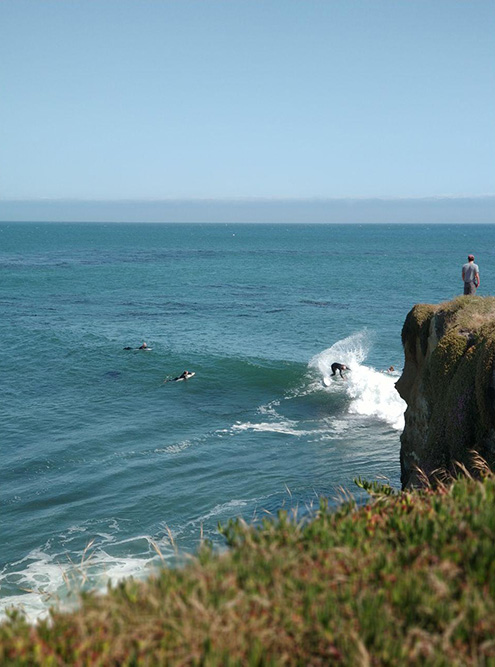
[1,222,494,620]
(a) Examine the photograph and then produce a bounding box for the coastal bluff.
[396,296,495,488]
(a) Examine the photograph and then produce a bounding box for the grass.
[401,297,495,353]
[2,467,495,665]
[438,296,495,333]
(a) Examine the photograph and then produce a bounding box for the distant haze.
[0,197,493,224]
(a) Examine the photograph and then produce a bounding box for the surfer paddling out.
[164,370,195,383]
[123,342,152,351]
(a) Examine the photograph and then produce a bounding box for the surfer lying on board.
[331,362,350,379]
[123,342,151,350]
[164,370,195,383]
[175,370,192,381]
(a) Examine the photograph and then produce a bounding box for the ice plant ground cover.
[2,464,495,665]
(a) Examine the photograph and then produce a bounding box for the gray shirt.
[463,262,479,283]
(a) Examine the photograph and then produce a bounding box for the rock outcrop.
[396,296,495,488]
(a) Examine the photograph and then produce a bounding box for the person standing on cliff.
[462,255,480,295]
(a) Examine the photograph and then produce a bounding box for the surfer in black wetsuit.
[123,342,149,350]
[164,370,194,383]
[331,362,349,379]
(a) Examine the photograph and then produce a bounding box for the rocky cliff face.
[396,297,495,488]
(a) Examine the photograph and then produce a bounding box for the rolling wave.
[309,331,405,430]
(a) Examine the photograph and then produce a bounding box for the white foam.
[257,400,281,415]
[189,498,250,523]
[309,330,369,383]
[232,419,303,436]
[309,331,406,431]
[345,365,405,430]
[231,418,346,440]
[0,539,171,624]
[155,440,193,454]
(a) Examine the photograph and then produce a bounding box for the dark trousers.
[464,281,477,295]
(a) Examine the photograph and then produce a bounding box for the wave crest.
[309,332,405,430]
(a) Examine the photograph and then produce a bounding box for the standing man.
[462,254,480,295]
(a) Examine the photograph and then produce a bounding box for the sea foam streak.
[309,331,406,431]
[0,546,162,623]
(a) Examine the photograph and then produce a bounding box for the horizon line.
[1,194,494,203]
[2,195,493,224]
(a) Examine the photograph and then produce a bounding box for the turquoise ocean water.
[1,222,494,620]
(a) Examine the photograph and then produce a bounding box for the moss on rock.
[425,328,469,404]
[400,297,495,487]
[401,304,437,361]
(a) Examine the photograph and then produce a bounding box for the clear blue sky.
[1,0,494,208]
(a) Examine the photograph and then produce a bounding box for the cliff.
[396,296,495,488]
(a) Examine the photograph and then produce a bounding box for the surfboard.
[164,372,196,383]
[322,376,331,387]
[174,372,195,381]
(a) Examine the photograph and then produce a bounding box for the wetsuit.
[331,363,347,378]
[172,372,192,381]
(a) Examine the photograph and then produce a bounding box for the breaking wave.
[309,331,405,430]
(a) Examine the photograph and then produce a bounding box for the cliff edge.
[396,296,495,488]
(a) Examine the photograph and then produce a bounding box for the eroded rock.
[397,297,495,488]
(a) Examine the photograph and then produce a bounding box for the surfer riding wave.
[309,331,405,430]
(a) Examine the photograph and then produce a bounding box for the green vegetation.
[401,303,437,359]
[3,469,495,665]
[438,296,495,333]
[402,297,495,355]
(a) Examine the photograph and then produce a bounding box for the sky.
[0,0,494,221]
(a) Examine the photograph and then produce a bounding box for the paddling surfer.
[174,370,192,381]
[164,370,194,383]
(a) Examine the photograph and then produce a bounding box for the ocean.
[1,222,493,621]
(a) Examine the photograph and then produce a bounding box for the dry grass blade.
[414,466,432,489]
[453,460,474,480]
[80,538,95,569]
[164,524,178,555]
[149,538,166,565]
[78,538,96,585]
[471,451,491,476]
[333,485,354,505]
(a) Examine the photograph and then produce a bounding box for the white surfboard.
[165,372,196,383]
[175,372,195,381]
